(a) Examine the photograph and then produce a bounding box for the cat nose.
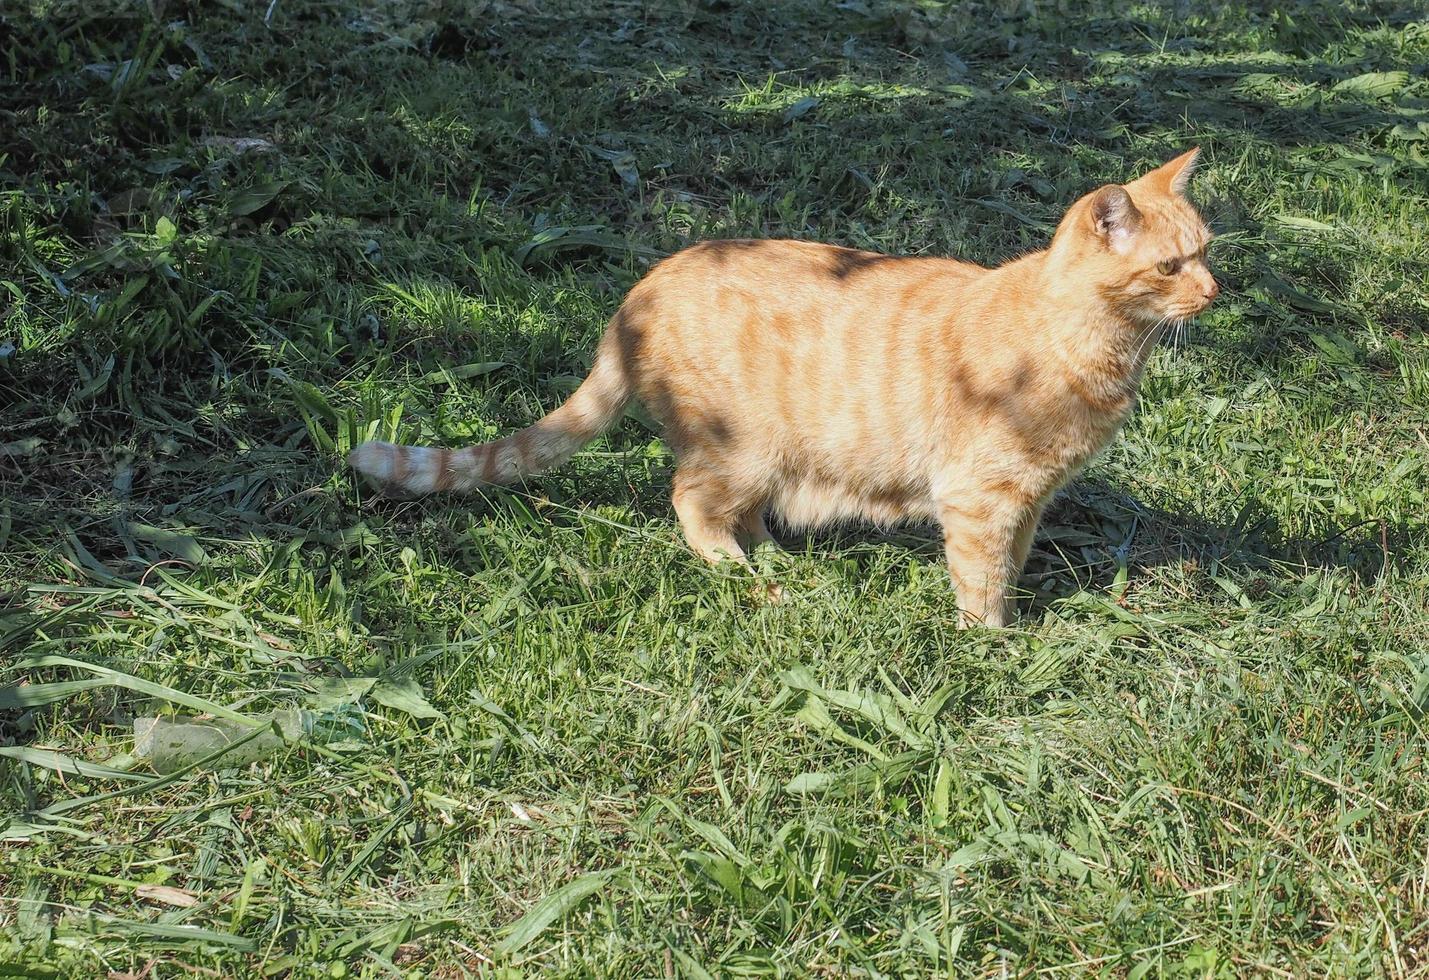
[1202,278,1219,301]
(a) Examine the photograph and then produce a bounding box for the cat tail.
[348,332,635,496]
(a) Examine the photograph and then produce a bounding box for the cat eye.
[1156,258,1181,275]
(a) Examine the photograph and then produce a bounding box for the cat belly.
[769,476,937,531]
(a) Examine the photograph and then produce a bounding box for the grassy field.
[3,0,1429,974]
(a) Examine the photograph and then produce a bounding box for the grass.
[2,0,1429,974]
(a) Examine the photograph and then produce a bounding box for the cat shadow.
[779,474,1399,605]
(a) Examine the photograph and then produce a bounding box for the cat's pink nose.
[1203,279,1219,301]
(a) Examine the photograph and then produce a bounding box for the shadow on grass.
[781,471,1403,598]
[5,0,1423,614]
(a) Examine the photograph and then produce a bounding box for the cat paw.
[751,581,784,605]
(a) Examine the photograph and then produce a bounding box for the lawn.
[3,0,1429,975]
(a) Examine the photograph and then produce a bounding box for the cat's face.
[1063,149,1219,324]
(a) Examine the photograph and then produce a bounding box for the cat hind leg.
[672,471,750,569]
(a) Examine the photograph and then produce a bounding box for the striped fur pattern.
[349,352,630,495]
[350,149,1217,626]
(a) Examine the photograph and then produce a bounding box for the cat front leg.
[937,495,1040,629]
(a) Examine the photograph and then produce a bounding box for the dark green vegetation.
[3,0,1429,974]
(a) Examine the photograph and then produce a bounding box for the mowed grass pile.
[3,0,1429,974]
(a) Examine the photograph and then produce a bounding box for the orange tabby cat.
[351,149,1217,627]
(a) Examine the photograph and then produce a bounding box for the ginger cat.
[351,149,1217,627]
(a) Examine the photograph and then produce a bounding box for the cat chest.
[993,394,1134,481]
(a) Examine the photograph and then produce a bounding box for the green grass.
[3,0,1429,974]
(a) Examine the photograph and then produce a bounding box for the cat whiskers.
[1170,316,1188,357]
[1129,314,1173,368]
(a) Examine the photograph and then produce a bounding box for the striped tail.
[348,339,633,495]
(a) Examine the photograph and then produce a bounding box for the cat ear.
[1089,185,1142,246]
[1149,147,1201,195]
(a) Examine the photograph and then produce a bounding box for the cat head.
[1054,149,1218,323]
